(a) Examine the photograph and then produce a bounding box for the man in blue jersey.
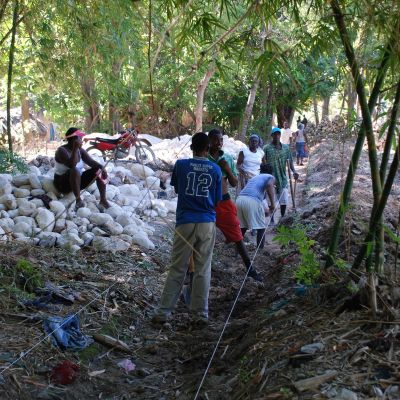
[153,132,222,324]
[236,165,276,249]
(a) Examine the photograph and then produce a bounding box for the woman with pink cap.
[53,127,109,209]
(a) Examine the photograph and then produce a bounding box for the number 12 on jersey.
[185,172,213,197]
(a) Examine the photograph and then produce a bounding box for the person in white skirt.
[236,164,276,249]
[236,133,265,194]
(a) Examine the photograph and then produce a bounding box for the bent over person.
[153,132,222,324]
[54,127,109,209]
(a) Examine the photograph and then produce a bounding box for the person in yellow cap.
[53,127,109,209]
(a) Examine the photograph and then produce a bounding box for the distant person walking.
[294,123,308,166]
[236,133,265,192]
[280,121,293,146]
[153,132,222,324]
[263,127,299,218]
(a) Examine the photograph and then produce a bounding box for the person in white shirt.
[294,123,309,165]
[280,121,293,145]
[236,134,265,193]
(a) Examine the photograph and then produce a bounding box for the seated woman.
[236,133,265,194]
[53,127,109,209]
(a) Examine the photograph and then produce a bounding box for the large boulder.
[130,163,154,178]
[104,205,123,219]
[89,212,113,226]
[18,202,37,217]
[0,178,12,196]
[118,184,141,198]
[76,207,92,219]
[92,236,130,252]
[38,232,61,247]
[35,208,55,232]
[14,216,36,227]
[131,231,155,250]
[49,200,66,217]
[31,188,45,196]
[13,188,31,198]
[0,217,14,233]
[29,173,42,189]
[103,221,124,235]
[13,221,32,236]
[12,174,30,187]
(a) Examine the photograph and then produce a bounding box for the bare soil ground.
[0,139,399,400]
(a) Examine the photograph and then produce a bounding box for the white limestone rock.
[59,232,84,248]
[123,224,138,236]
[103,221,124,235]
[49,200,66,217]
[31,189,46,196]
[89,212,113,226]
[131,231,155,250]
[14,216,36,227]
[41,177,60,195]
[116,212,132,227]
[105,185,120,201]
[104,205,123,219]
[47,192,58,201]
[12,174,30,187]
[0,181,12,196]
[28,166,41,176]
[13,188,31,198]
[0,226,6,241]
[7,209,19,218]
[92,236,130,252]
[13,222,33,236]
[0,217,14,233]
[76,207,92,218]
[143,209,158,218]
[30,198,44,208]
[130,163,154,178]
[35,208,55,232]
[0,194,17,210]
[145,176,160,189]
[0,204,5,211]
[92,227,107,236]
[15,236,39,245]
[164,199,177,213]
[0,174,12,182]
[54,218,66,233]
[58,192,76,208]
[118,184,141,198]
[18,203,37,217]
[81,232,95,246]
[38,232,61,247]
[118,234,133,244]
[29,174,42,189]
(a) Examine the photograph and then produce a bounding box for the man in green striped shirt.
[263,127,299,218]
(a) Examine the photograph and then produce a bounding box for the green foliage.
[15,259,43,292]
[0,148,28,174]
[274,224,320,285]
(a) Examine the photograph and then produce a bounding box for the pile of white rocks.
[0,161,177,253]
[152,134,246,164]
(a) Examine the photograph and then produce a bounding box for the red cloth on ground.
[216,199,243,243]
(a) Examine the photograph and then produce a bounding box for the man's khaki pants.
[158,222,216,319]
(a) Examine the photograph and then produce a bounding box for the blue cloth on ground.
[171,157,222,226]
[43,315,93,351]
[239,174,275,202]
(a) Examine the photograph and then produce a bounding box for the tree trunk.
[195,65,215,132]
[313,97,319,125]
[6,0,18,153]
[322,96,330,120]
[325,5,392,267]
[81,77,101,132]
[276,104,295,128]
[259,81,274,139]
[0,0,9,25]
[346,79,357,123]
[109,61,123,133]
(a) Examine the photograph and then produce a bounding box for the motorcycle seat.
[95,137,120,144]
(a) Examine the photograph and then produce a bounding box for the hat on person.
[65,128,85,139]
[271,127,281,135]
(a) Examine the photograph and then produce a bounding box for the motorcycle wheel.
[86,146,106,162]
[135,145,157,165]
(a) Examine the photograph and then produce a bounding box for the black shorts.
[54,167,100,194]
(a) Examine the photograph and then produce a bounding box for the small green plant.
[279,387,294,398]
[0,149,28,175]
[274,225,320,285]
[15,259,43,292]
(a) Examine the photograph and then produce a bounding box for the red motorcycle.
[83,129,157,165]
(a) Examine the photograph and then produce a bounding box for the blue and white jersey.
[171,157,222,226]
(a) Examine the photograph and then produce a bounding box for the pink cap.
[65,130,85,139]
